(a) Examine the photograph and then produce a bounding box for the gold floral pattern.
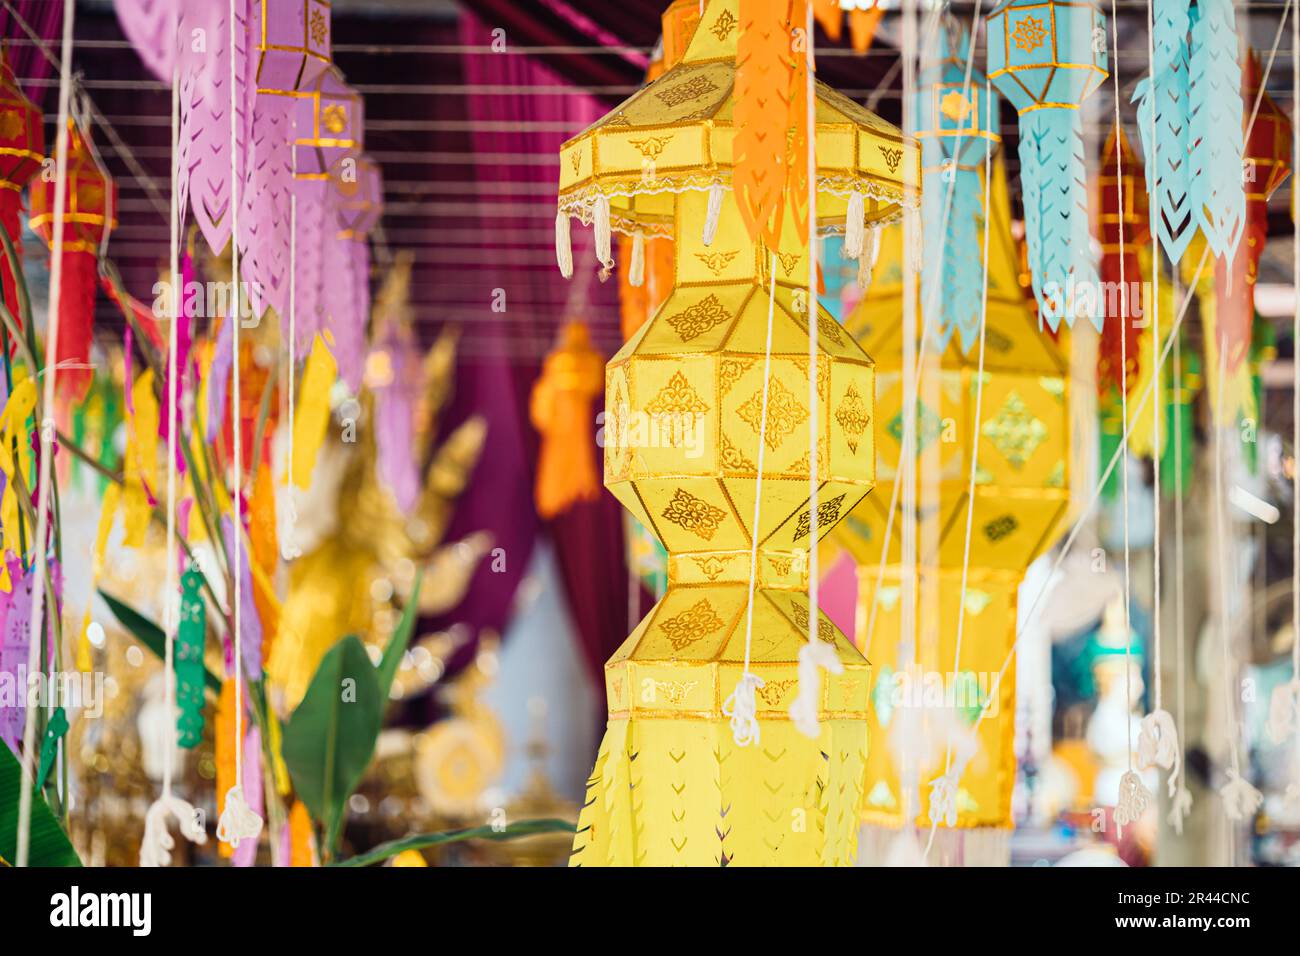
[878,145,903,173]
[755,679,797,706]
[646,371,710,416]
[655,74,720,109]
[793,493,847,542]
[651,679,699,705]
[665,294,730,341]
[710,8,737,41]
[719,433,756,471]
[661,488,727,541]
[658,599,727,650]
[630,134,673,159]
[1012,15,1047,52]
[719,358,754,395]
[835,383,870,453]
[738,378,806,450]
[982,390,1047,468]
[691,555,734,581]
[696,250,739,274]
[983,514,1018,542]
[309,8,328,46]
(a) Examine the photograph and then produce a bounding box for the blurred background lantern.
[28,117,117,402]
[835,155,1078,865]
[987,0,1108,330]
[325,155,383,391]
[564,0,918,867]
[294,65,364,186]
[0,44,43,330]
[255,0,332,95]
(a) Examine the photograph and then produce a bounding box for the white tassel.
[1135,709,1182,797]
[856,225,882,291]
[1219,768,1263,822]
[594,195,613,274]
[1167,786,1193,836]
[216,785,264,850]
[629,231,646,288]
[1266,678,1300,744]
[702,181,725,247]
[1113,769,1153,838]
[723,672,764,747]
[139,794,207,867]
[790,639,842,739]
[843,190,866,259]
[555,211,573,279]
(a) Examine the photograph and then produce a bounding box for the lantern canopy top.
[557,0,919,241]
[985,0,1108,114]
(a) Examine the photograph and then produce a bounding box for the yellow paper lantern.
[836,155,1075,861]
[564,0,918,867]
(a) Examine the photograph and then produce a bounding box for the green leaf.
[36,707,68,791]
[375,570,424,702]
[329,819,576,868]
[100,589,221,695]
[281,636,383,853]
[0,743,81,867]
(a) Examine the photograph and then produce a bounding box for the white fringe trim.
[629,231,645,288]
[702,181,725,246]
[843,190,866,259]
[555,212,573,279]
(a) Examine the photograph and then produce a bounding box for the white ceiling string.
[14,0,74,871]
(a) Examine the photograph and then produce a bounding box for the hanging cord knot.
[856,224,882,291]
[1113,769,1153,838]
[1219,767,1264,822]
[702,181,725,246]
[1167,785,1194,835]
[140,793,207,867]
[1135,709,1183,797]
[554,211,574,279]
[1266,678,1300,744]
[789,639,842,739]
[724,672,765,748]
[216,785,264,850]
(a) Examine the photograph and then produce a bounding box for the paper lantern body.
[28,122,117,253]
[0,48,43,191]
[294,66,363,182]
[985,0,1107,112]
[255,0,331,94]
[332,156,382,238]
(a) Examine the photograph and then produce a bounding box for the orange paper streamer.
[289,800,315,867]
[214,679,238,859]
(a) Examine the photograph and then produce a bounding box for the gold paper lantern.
[836,155,1074,858]
[564,0,919,867]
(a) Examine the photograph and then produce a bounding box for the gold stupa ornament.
[558,0,918,867]
[837,156,1078,863]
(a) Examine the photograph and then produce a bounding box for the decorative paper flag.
[1132,0,1195,265]
[28,120,117,400]
[916,15,999,354]
[222,514,263,682]
[175,565,206,748]
[1187,0,1245,261]
[987,0,1108,331]
[112,0,180,83]
[240,94,295,320]
[290,333,336,490]
[0,47,43,327]
[0,555,31,752]
[325,156,382,391]
[0,377,35,555]
[529,321,604,520]
[370,261,422,512]
[232,725,264,866]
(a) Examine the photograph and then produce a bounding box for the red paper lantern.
[0,45,44,328]
[28,119,117,400]
[1095,124,1148,398]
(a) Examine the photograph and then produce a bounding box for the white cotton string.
[218,0,263,851]
[843,190,866,259]
[15,0,75,870]
[702,181,724,247]
[141,54,206,868]
[923,82,993,861]
[724,252,778,749]
[554,211,573,279]
[629,230,645,288]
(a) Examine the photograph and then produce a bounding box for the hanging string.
[140,50,207,867]
[1286,0,1300,800]
[724,252,778,748]
[923,78,995,860]
[1169,274,1193,832]
[217,0,263,850]
[14,0,75,870]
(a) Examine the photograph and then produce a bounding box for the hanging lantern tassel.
[723,671,764,747]
[843,190,866,260]
[1266,679,1300,744]
[139,792,207,867]
[628,231,645,289]
[217,784,265,850]
[856,224,882,292]
[1113,769,1153,839]
[594,194,614,279]
[702,181,725,246]
[555,211,573,279]
[1136,709,1182,797]
[789,639,842,739]
[1219,768,1264,821]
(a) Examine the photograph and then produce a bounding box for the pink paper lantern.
[294,65,362,183]
[255,0,331,94]
[333,156,382,238]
